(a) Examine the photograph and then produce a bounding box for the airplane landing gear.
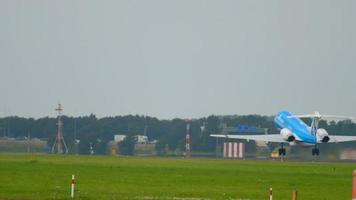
[278,148,286,156]
[278,144,286,156]
[312,148,319,156]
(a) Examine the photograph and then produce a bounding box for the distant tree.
[2,113,356,155]
[118,135,135,155]
[93,139,108,155]
[155,139,167,155]
[196,116,219,152]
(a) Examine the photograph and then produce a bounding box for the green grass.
[0,153,355,200]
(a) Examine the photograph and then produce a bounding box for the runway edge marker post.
[71,174,75,199]
[352,170,356,200]
[292,190,297,200]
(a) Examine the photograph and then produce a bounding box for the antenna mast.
[51,103,68,154]
[185,120,191,158]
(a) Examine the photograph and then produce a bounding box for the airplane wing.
[327,135,356,143]
[210,134,288,143]
[288,114,354,121]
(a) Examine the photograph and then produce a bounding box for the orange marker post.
[353,170,356,200]
[292,190,297,200]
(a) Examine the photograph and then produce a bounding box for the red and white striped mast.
[185,120,191,158]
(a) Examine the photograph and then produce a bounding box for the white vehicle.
[135,135,149,144]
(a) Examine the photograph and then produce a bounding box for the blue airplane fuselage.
[274,111,316,144]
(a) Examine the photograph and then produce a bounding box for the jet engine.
[317,128,330,143]
[280,128,295,142]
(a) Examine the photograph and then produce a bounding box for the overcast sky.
[0,0,355,119]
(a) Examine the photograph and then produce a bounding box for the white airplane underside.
[210,133,356,144]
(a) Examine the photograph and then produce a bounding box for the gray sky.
[0,0,356,119]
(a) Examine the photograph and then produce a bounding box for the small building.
[114,135,127,143]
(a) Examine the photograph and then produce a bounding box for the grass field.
[0,153,355,200]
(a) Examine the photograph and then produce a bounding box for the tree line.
[0,114,355,155]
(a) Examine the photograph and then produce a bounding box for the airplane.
[210,111,356,156]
